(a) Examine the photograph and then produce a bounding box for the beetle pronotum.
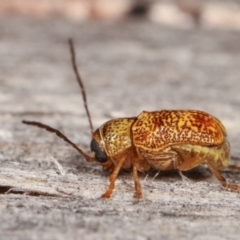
[23,39,240,198]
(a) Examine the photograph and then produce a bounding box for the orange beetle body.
[23,40,240,199]
[94,110,229,173]
[91,109,231,198]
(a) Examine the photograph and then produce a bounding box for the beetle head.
[90,129,107,163]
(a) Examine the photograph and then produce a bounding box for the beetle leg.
[206,161,240,192]
[101,157,125,199]
[227,164,240,171]
[132,162,142,198]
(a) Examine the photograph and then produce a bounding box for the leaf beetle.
[23,39,240,198]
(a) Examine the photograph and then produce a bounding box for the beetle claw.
[134,191,142,199]
[101,188,114,199]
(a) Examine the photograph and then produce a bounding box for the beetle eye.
[90,139,107,163]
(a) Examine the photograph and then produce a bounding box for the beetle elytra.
[22,39,240,198]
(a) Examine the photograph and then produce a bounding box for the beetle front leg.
[206,161,240,192]
[101,157,125,199]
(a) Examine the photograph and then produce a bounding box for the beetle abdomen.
[132,110,227,151]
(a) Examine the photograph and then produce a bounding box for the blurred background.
[1,0,240,146]
[1,0,240,29]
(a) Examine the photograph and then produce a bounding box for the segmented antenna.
[68,39,94,136]
[22,120,95,162]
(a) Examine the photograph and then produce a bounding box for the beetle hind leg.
[227,164,240,171]
[206,161,240,192]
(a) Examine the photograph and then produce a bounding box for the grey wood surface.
[1,16,240,240]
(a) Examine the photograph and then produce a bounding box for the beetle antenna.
[22,120,95,162]
[68,38,94,136]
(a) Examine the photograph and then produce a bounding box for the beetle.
[22,39,240,198]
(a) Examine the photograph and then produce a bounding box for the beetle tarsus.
[134,191,142,199]
[101,190,113,199]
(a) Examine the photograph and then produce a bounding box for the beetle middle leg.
[132,160,142,198]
